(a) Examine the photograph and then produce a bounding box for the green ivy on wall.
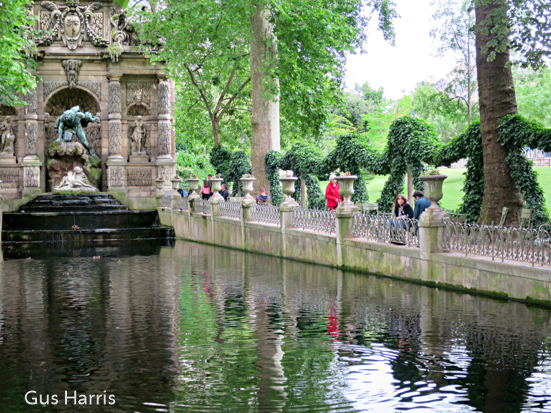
[210,147,251,196]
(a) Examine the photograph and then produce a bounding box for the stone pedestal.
[0,154,16,165]
[129,152,149,163]
[156,160,176,194]
[22,155,42,196]
[106,158,127,196]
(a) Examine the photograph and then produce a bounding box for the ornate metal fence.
[351,214,419,247]
[292,208,336,234]
[250,204,280,226]
[442,221,551,267]
[177,196,189,211]
[194,199,212,215]
[219,201,241,220]
[161,195,172,209]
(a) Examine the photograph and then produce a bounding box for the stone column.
[418,175,449,260]
[335,176,359,267]
[107,76,126,195]
[22,91,42,196]
[155,78,176,194]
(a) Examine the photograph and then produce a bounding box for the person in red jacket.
[325,174,342,211]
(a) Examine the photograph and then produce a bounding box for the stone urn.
[155,177,164,196]
[279,175,299,208]
[419,174,447,208]
[240,176,256,202]
[188,177,200,200]
[171,176,182,192]
[335,175,357,209]
[210,177,224,203]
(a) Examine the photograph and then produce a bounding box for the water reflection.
[0,240,551,412]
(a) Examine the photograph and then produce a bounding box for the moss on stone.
[87,155,102,168]
[48,140,62,156]
[88,167,102,185]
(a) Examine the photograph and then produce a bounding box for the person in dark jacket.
[256,187,270,204]
[219,184,229,201]
[413,190,431,220]
[394,194,414,219]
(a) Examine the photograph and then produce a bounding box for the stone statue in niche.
[55,106,99,156]
[54,166,98,193]
[0,116,16,154]
[130,116,145,154]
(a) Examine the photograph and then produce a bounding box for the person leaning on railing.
[393,194,413,225]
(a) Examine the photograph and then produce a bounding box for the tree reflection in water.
[0,239,550,412]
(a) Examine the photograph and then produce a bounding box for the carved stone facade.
[62,59,82,89]
[0,0,174,200]
[127,168,153,187]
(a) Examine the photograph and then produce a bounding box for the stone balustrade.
[158,173,551,306]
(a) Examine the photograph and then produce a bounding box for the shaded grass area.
[318,167,551,212]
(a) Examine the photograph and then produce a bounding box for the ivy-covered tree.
[474,0,551,226]
[0,0,37,106]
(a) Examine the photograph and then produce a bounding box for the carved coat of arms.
[40,0,108,49]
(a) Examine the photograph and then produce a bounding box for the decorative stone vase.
[419,174,447,208]
[210,177,224,203]
[210,177,223,192]
[335,175,357,208]
[188,177,200,200]
[155,177,164,197]
[279,176,299,208]
[171,177,182,192]
[240,177,255,202]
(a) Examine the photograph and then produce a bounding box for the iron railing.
[161,195,171,209]
[442,221,551,267]
[351,214,419,247]
[194,199,212,215]
[292,208,336,234]
[177,196,189,211]
[250,204,280,226]
[219,201,241,220]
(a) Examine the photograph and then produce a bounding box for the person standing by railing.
[200,179,212,200]
[325,174,342,211]
[219,183,229,201]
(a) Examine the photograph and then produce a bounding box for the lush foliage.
[265,150,285,205]
[209,148,252,197]
[434,122,484,222]
[514,67,551,128]
[0,0,37,106]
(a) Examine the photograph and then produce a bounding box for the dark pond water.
[1,240,551,413]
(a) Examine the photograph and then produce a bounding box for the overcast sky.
[345,0,457,100]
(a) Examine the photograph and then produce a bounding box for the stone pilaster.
[155,78,175,193]
[22,91,42,196]
[107,75,126,195]
[108,76,123,162]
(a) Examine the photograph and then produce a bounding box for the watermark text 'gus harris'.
[25,390,116,406]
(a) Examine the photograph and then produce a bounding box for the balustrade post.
[170,176,181,210]
[335,175,359,266]
[155,177,164,209]
[418,174,449,259]
[240,176,256,222]
[209,177,224,217]
[279,174,299,258]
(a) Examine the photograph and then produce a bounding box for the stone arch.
[44,87,101,117]
[127,103,150,117]
[0,105,17,116]
[44,87,102,156]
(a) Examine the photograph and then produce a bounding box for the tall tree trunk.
[211,116,220,147]
[250,5,280,195]
[475,1,523,226]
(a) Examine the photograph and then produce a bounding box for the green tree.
[431,0,477,123]
[513,67,551,128]
[474,0,551,225]
[0,0,37,106]
[412,82,476,141]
